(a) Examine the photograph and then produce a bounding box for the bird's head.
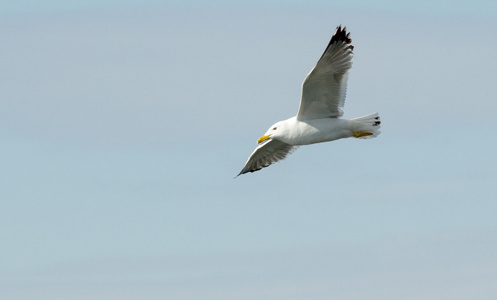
[257,121,284,144]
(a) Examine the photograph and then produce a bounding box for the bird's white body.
[269,117,353,146]
[268,112,380,146]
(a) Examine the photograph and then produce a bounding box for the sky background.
[1,1,497,299]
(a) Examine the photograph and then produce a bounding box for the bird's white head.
[257,121,286,144]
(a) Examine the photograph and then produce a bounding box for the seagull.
[237,26,381,176]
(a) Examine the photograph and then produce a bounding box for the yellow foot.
[353,131,373,138]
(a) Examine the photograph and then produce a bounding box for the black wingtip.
[235,166,263,178]
[330,25,352,47]
[318,25,354,61]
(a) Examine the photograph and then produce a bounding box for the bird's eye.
[273,127,277,130]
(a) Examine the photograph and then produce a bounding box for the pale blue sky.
[2,0,497,16]
[1,1,497,299]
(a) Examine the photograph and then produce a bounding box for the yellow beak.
[257,135,271,144]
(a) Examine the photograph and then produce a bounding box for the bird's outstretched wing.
[296,26,354,120]
[237,139,298,176]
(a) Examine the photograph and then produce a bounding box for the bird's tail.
[350,112,381,139]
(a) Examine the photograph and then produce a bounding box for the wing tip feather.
[320,25,353,57]
[330,25,352,46]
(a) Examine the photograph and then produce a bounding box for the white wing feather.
[297,26,354,120]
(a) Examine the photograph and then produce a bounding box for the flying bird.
[237,26,381,176]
